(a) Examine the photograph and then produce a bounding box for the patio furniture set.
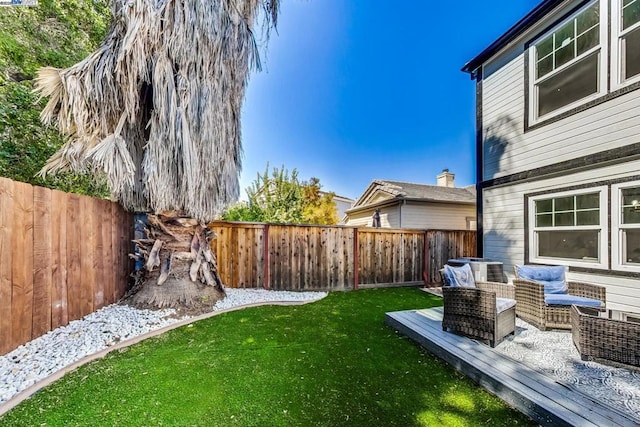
[440,263,639,369]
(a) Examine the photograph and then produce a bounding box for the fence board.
[237,227,247,287]
[113,205,125,299]
[32,186,52,338]
[269,226,281,290]
[92,199,105,309]
[121,211,133,298]
[233,227,242,287]
[302,229,311,290]
[253,227,263,287]
[110,203,119,301]
[293,228,301,290]
[0,178,14,354]
[116,208,130,299]
[101,199,114,308]
[228,226,238,286]
[11,180,34,348]
[327,228,336,288]
[51,190,68,329]
[80,196,96,317]
[214,224,230,285]
[282,226,291,289]
[66,194,82,321]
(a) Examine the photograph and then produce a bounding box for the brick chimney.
[437,169,455,187]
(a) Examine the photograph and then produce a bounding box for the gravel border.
[0,288,327,414]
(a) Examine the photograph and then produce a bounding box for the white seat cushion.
[496,297,516,314]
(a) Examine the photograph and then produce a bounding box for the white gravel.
[0,288,326,405]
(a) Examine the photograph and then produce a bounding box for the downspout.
[475,67,484,257]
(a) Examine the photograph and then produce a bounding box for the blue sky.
[240,1,540,200]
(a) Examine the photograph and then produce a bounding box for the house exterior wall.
[368,193,393,204]
[401,203,476,230]
[482,49,640,180]
[476,0,640,315]
[482,2,640,181]
[333,198,354,224]
[483,53,640,182]
[483,160,640,314]
[344,206,399,228]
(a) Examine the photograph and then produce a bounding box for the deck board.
[386,308,638,427]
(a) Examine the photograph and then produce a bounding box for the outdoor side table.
[570,305,640,369]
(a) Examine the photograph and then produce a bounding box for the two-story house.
[463,0,640,317]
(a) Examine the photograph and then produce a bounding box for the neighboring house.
[344,170,476,230]
[463,0,640,316]
[328,193,354,223]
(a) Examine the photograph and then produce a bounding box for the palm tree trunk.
[130,211,225,311]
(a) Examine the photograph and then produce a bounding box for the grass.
[0,288,535,426]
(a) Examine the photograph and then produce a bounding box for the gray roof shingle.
[372,180,476,204]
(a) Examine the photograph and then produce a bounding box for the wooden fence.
[0,178,134,355]
[210,221,476,291]
[0,180,474,356]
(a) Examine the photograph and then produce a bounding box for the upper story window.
[526,0,640,126]
[529,1,607,123]
[613,0,640,86]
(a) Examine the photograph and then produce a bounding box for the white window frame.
[611,181,640,272]
[528,0,608,124]
[528,186,609,269]
[611,0,640,89]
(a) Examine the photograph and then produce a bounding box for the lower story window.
[623,229,640,264]
[612,182,640,271]
[529,187,608,268]
[537,229,600,260]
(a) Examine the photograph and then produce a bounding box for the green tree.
[248,165,306,223]
[302,177,340,225]
[0,0,111,196]
[222,165,339,225]
[222,200,264,222]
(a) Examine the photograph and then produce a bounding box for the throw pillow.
[516,265,568,294]
[443,264,476,288]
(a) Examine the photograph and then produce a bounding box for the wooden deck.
[385,308,639,427]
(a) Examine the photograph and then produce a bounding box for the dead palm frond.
[34,0,279,222]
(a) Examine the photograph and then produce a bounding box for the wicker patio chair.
[513,266,606,330]
[442,280,516,347]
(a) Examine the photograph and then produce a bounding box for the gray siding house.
[330,194,355,224]
[344,170,476,230]
[463,0,640,316]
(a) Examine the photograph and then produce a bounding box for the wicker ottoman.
[571,305,640,369]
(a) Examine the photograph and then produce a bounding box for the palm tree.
[34,0,280,310]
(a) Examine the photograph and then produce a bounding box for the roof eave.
[345,197,476,215]
[352,180,402,208]
[461,0,565,74]
[402,197,477,205]
[345,198,401,215]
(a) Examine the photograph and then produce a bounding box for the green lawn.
[1,288,534,426]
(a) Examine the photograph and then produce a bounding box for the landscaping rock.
[0,289,326,405]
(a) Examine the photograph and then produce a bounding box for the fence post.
[353,227,359,290]
[263,224,270,290]
[423,230,429,285]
